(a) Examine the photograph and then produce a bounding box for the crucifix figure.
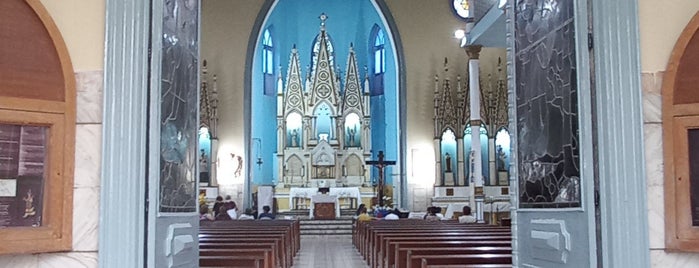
[365,151,396,207]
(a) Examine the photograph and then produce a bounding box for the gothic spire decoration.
[341,44,365,115]
[434,58,459,138]
[308,14,340,107]
[282,46,306,116]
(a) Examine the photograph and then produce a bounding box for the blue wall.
[251,0,398,185]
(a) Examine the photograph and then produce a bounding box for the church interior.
[197,0,511,223]
[2,0,699,267]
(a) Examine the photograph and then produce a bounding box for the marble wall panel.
[651,250,699,267]
[72,187,100,251]
[75,71,103,124]
[73,124,101,188]
[642,72,663,123]
[37,252,97,268]
[0,254,38,268]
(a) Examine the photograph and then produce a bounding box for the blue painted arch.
[244,0,407,207]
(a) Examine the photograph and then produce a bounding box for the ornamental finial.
[319,13,328,30]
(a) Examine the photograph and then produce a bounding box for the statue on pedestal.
[445,152,452,172]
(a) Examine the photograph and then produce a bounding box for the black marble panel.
[158,0,199,213]
[0,124,46,227]
[688,129,699,226]
[515,0,581,208]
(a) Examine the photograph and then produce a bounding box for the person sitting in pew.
[224,195,237,212]
[355,204,366,217]
[216,205,232,220]
[238,208,256,220]
[458,205,477,223]
[212,196,224,218]
[259,205,275,220]
[424,206,441,221]
[357,207,374,222]
[199,205,214,221]
[384,208,400,220]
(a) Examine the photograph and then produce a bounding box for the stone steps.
[276,209,357,237]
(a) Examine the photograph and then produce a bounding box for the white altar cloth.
[289,187,361,207]
[309,194,340,219]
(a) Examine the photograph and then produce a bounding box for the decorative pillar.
[433,139,442,186]
[466,45,484,223]
[456,136,465,186]
[210,138,219,186]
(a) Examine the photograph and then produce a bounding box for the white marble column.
[211,138,219,186]
[466,45,485,223]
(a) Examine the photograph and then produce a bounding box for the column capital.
[465,45,483,59]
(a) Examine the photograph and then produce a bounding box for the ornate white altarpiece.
[276,14,372,190]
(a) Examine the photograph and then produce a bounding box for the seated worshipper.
[238,208,256,220]
[384,208,400,220]
[458,205,477,223]
[259,205,275,220]
[212,196,224,217]
[216,205,232,220]
[355,204,366,216]
[357,207,374,222]
[424,206,441,221]
[199,205,215,221]
[224,195,237,211]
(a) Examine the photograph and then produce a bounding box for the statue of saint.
[200,149,210,184]
[445,152,452,172]
[348,127,356,147]
[496,146,507,171]
[291,129,299,147]
[199,149,208,172]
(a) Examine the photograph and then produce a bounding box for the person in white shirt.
[458,205,477,223]
[384,208,400,220]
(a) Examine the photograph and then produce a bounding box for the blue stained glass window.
[262,29,273,74]
[373,29,385,74]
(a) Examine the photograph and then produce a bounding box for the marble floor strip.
[292,236,369,268]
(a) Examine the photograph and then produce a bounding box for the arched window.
[344,113,361,148]
[663,12,699,251]
[262,28,275,95]
[369,25,385,95]
[314,102,333,140]
[286,112,302,148]
[494,128,511,186]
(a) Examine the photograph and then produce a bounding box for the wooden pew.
[353,219,512,268]
[399,246,511,268]
[413,253,512,268]
[199,248,274,268]
[199,219,300,268]
[199,255,265,268]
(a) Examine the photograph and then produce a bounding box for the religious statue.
[199,149,208,172]
[469,150,476,182]
[291,129,299,147]
[348,127,356,147]
[445,152,452,172]
[200,149,210,184]
[496,146,507,171]
[23,189,36,218]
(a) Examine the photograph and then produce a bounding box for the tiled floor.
[292,236,369,268]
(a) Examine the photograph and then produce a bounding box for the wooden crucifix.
[365,151,396,207]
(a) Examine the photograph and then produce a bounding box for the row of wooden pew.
[199,220,300,268]
[353,219,512,268]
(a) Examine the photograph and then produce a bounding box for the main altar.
[272,14,378,213]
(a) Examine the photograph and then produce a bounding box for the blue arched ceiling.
[249,0,400,185]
